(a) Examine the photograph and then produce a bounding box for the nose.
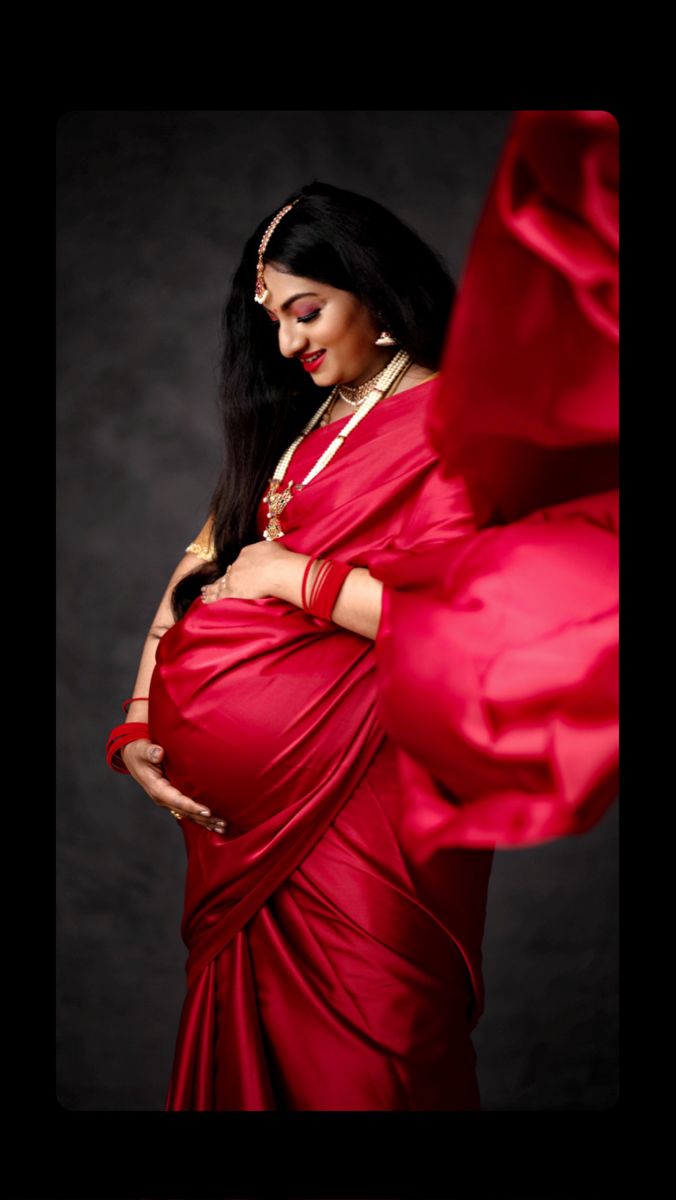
[277,323,309,360]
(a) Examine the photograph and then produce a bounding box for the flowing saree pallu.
[149,375,495,1110]
[370,111,619,856]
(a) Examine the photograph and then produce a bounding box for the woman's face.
[260,263,394,389]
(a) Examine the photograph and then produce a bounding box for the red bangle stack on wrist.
[106,697,150,774]
[301,557,353,620]
[106,722,150,773]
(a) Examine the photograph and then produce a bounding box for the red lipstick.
[301,350,327,373]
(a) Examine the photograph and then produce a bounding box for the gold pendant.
[263,479,294,541]
[263,518,284,540]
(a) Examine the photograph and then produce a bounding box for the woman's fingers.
[143,745,207,814]
[200,574,229,604]
[124,739,227,833]
[150,774,227,833]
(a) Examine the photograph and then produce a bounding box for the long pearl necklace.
[262,349,413,540]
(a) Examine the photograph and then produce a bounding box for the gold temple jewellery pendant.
[263,479,296,541]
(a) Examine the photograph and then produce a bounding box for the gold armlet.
[185,541,217,562]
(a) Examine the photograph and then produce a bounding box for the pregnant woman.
[105,112,618,1111]
[106,180,495,1110]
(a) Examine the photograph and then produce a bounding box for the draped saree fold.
[150,375,494,1110]
[369,110,619,860]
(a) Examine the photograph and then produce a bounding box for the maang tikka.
[254,198,303,305]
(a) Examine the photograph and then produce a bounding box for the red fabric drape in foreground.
[372,109,618,858]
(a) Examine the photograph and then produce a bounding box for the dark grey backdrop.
[56,109,618,1111]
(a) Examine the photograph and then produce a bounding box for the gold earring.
[374,330,397,346]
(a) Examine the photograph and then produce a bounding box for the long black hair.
[170,180,457,621]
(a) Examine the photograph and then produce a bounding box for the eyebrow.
[264,291,320,315]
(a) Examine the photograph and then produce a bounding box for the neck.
[342,349,396,391]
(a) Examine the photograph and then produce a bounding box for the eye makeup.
[268,309,321,328]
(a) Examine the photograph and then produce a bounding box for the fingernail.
[151,747,160,759]
[200,809,210,816]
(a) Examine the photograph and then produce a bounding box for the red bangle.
[302,557,332,612]
[121,696,149,715]
[315,560,353,619]
[106,721,150,774]
[302,557,353,621]
[301,557,315,611]
[302,556,330,615]
[309,559,332,611]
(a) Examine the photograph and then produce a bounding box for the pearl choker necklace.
[336,355,401,408]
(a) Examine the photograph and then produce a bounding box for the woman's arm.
[272,553,383,641]
[117,548,226,831]
[124,549,211,723]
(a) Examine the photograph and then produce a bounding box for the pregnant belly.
[148,594,377,829]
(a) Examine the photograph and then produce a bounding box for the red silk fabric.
[372,110,619,857]
[150,375,493,1109]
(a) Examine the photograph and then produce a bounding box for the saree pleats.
[166,739,491,1110]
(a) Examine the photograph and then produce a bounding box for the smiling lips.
[300,349,327,373]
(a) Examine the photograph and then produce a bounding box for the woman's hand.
[120,738,227,834]
[201,540,292,604]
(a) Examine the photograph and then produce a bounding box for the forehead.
[262,265,331,310]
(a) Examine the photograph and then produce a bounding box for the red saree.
[149,109,617,1111]
[150,375,493,1110]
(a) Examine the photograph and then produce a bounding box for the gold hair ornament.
[254,198,303,305]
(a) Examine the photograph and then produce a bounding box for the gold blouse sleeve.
[185,513,217,562]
